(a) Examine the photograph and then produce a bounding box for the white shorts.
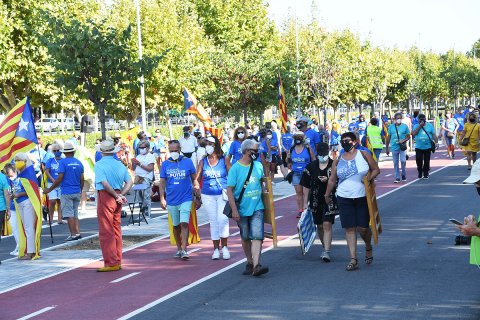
[47,182,61,200]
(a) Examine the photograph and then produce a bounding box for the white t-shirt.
[134,153,155,180]
[196,147,206,165]
[180,136,198,153]
[336,150,370,198]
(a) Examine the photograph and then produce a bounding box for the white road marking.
[275,215,283,220]
[230,231,240,236]
[17,306,56,320]
[110,272,141,284]
[385,174,392,177]
[186,248,202,254]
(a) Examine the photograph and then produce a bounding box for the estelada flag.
[183,88,212,125]
[167,202,201,246]
[277,75,288,133]
[14,165,42,259]
[204,126,224,145]
[0,97,38,170]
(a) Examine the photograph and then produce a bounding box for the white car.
[35,118,60,132]
[61,118,76,131]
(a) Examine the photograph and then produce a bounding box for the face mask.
[341,141,354,152]
[267,134,273,139]
[294,139,303,145]
[54,151,62,158]
[184,132,190,138]
[206,145,215,155]
[139,148,147,155]
[318,155,329,163]
[237,133,245,139]
[249,152,259,161]
[446,114,451,118]
[296,123,303,129]
[15,160,26,171]
[170,152,180,161]
[395,119,402,124]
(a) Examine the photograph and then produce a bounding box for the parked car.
[61,118,76,131]
[35,118,60,132]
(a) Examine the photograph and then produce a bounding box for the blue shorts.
[292,171,303,186]
[237,210,264,241]
[167,201,192,226]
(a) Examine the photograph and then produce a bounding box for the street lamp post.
[135,0,147,133]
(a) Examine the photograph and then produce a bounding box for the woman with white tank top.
[325,132,380,271]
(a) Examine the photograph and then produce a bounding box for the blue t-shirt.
[0,173,9,211]
[29,149,46,173]
[304,129,320,155]
[95,151,119,162]
[58,157,84,195]
[95,155,131,191]
[291,146,311,173]
[201,157,227,196]
[160,156,196,206]
[260,136,279,155]
[453,113,465,131]
[227,161,264,217]
[42,151,54,164]
[45,157,62,183]
[330,130,340,145]
[153,138,166,155]
[413,123,435,150]
[16,166,38,203]
[388,123,410,151]
[8,177,16,210]
[348,122,358,132]
[357,121,367,137]
[228,140,243,164]
[282,133,293,152]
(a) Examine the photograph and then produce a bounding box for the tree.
[42,14,161,139]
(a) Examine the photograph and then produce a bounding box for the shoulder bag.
[223,161,254,218]
[460,124,477,147]
[207,157,228,201]
[395,125,408,151]
[420,126,436,153]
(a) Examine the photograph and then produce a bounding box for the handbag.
[2,217,12,236]
[206,157,228,201]
[420,126,436,154]
[460,124,477,147]
[223,161,254,218]
[395,125,408,151]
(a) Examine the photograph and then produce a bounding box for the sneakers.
[73,234,82,240]
[221,246,231,260]
[173,250,182,258]
[180,250,189,260]
[65,235,75,242]
[394,179,400,183]
[423,175,429,180]
[97,265,121,272]
[242,263,253,275]
[10,249,19,256]
[401,175,407,181]
[418,173,423,179]
[296,211,302,218]
[212,249,220,260]
[252,264,269,276]
[321,251,331,263]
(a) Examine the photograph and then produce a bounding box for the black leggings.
[415,148,431,177]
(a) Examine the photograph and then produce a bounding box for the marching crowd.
[1,106,480,274]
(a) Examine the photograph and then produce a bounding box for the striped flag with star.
[183,87,212,125]
[0,97,38,170]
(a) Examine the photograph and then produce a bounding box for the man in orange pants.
[94,140,133,272]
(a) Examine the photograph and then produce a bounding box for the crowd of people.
[1,106,479,272]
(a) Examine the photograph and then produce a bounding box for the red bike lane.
[1,152,459,320]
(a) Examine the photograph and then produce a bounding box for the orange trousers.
[97,190,122,267]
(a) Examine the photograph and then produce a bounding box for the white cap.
[464,160,480,184]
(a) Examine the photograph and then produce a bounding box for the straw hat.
[96,140,120,154]
[61,141,77,153]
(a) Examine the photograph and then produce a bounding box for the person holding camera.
[412,114,438,180]
[287,132,315,218]
[386,112,411,183]
[456,161,480,237]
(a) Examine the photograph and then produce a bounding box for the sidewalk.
[0,180,295,294]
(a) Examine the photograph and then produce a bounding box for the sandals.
[365,247,373,265]
[346,258,359,271]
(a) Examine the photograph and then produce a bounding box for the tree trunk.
[242,93,247,125]
[98,101,107,140]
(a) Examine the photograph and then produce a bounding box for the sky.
[266,0,479,54]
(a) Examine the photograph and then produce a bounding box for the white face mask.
[318,155,329,163]
[267,134,273,139]
[206,145,215,155]
[170,152,180,160]
[139,148,148,155]
[237,133,245,139]
[395,119,402,124]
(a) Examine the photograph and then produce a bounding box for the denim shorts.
[47,182,61,200]
[237,210,265,241]
[292,172,303,186]
[167,201,192,226]
[337,196,369,229]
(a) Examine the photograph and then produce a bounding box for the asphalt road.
[130,163,480,320]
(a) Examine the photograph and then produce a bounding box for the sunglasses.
[237,131,245,134]
[168,140,179,144]
[340,139,352,143]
